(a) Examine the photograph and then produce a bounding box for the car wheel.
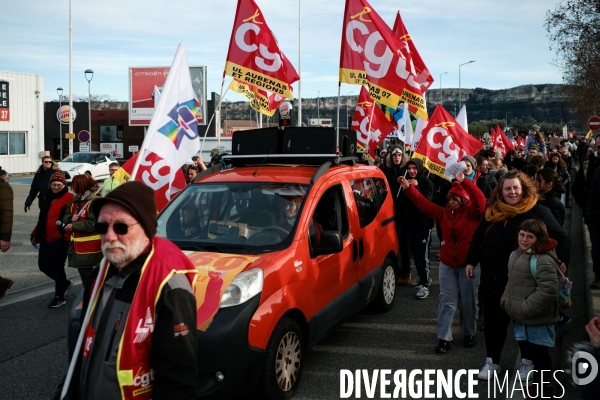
[84,171,92,177]
[258,317,304,400]
[372,258,396,312]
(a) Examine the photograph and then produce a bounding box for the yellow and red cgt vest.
[69,198,102,255]
[83,237,197,399]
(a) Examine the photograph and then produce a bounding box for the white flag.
[131,43,201,190]
[403,102,414,146]
[456,105,468,132]
[412,117,428,149]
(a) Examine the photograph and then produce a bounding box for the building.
[0,70,45,174]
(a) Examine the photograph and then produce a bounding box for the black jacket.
[25,166,56,208]
[537,190,565,227]
[586,166,600,226]
[396,159,435,230]
[466,204,571,294]
[572,153,600,216]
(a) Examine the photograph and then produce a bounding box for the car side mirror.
[311,231,342,256]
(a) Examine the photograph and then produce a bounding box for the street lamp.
[84,69,93,140]
[459,60,475,110]
[57,87,63,159]
[317,91,320,124]
[439,72,448,106]
[345,91,355,129]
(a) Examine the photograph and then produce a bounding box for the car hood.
[58,161,88,170]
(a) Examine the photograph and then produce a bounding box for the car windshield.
[61,153,94,163]
[157,182,309,254]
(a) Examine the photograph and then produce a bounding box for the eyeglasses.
[109,169,119,173]
[446,194,461,202]
[95,221,139,235]
[43,161,53,164]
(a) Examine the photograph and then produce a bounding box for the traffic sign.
[79,144,90,152]
[588,115,600,131]
[65,133,75,139]
[78,130,90,142]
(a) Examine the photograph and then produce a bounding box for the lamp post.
[85,69,93,142]
[317,91,320,124]
[439,72,448,106]
[57,87,63,159]
[345,91,355,129]
[458,60,475,110]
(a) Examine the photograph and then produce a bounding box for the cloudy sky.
[1,0,563,103]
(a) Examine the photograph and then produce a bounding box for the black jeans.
[38,239,69,297]
[518,340,552,385]
[483,290,511,364]
[400,228,431,286]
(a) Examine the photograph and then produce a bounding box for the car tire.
[258,317,304,400]
[372,258,396,312]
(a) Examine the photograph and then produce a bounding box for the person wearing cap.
[526,126,547,156]
[396,158,436,298]
[526,144,539,160]
[31,170,74,308]
[24,155,59,212]
[462,155,492,198]
[400,170,486,353]
[0,169,14,300]
[382,146,411,284]
[65,181,198,399]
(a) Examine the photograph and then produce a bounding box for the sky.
[1,0,563,104]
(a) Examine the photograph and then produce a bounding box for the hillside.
[222,84,579,128]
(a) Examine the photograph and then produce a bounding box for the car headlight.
[69,165,83,171]
[219,268,263,308]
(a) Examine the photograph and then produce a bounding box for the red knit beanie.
[448,182,470,205]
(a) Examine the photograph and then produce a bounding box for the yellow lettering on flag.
[225,62,294,99]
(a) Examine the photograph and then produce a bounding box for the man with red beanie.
[64,180,198,399]
[399,171,486,354]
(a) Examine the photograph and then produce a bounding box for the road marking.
[0,279,82,308]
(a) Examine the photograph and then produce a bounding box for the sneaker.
[477,357,501,380]
[415,285,429,299]
[591,279,600,290]
[557,314,571,330]
[464,335,475,348]
[62,280,73,298]
[396,273,412,286]
[435,339,450,354]
[518,358,534,381]
[48,297,67,308]
[0,277,14,300]
[411,277,433,288]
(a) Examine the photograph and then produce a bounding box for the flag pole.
[201,78,229,155]
[61,258,109,399]
[336,83,341,155]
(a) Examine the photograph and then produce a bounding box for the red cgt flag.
[392,11,432,120]
[413,104,482,180]
[492,125,515,157]
[224,0,299,100]
[340,0,424,112]
[228,78,285,117]
[113,151,187,212]
[351,86,396,160]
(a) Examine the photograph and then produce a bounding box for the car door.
[304,176,359,340]
[92,154,109,179]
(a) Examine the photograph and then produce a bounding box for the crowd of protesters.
[378,125,599,395]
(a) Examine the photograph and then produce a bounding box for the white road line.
[0,279,82,308]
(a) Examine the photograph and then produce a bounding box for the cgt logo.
[133,369,155,388]
[426,126,469,165]
[572,351,599,386]
[235,10,282,72]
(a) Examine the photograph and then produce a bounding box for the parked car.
[58,152,117,182]
[69,129,399,399]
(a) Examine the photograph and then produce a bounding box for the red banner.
[351,86,396,160]
[224,0,299,99]
[492,125,515,157]
[113,152,187,212]
[392,12,432,120]
[413,104,482,180]
[340,0,425,112]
